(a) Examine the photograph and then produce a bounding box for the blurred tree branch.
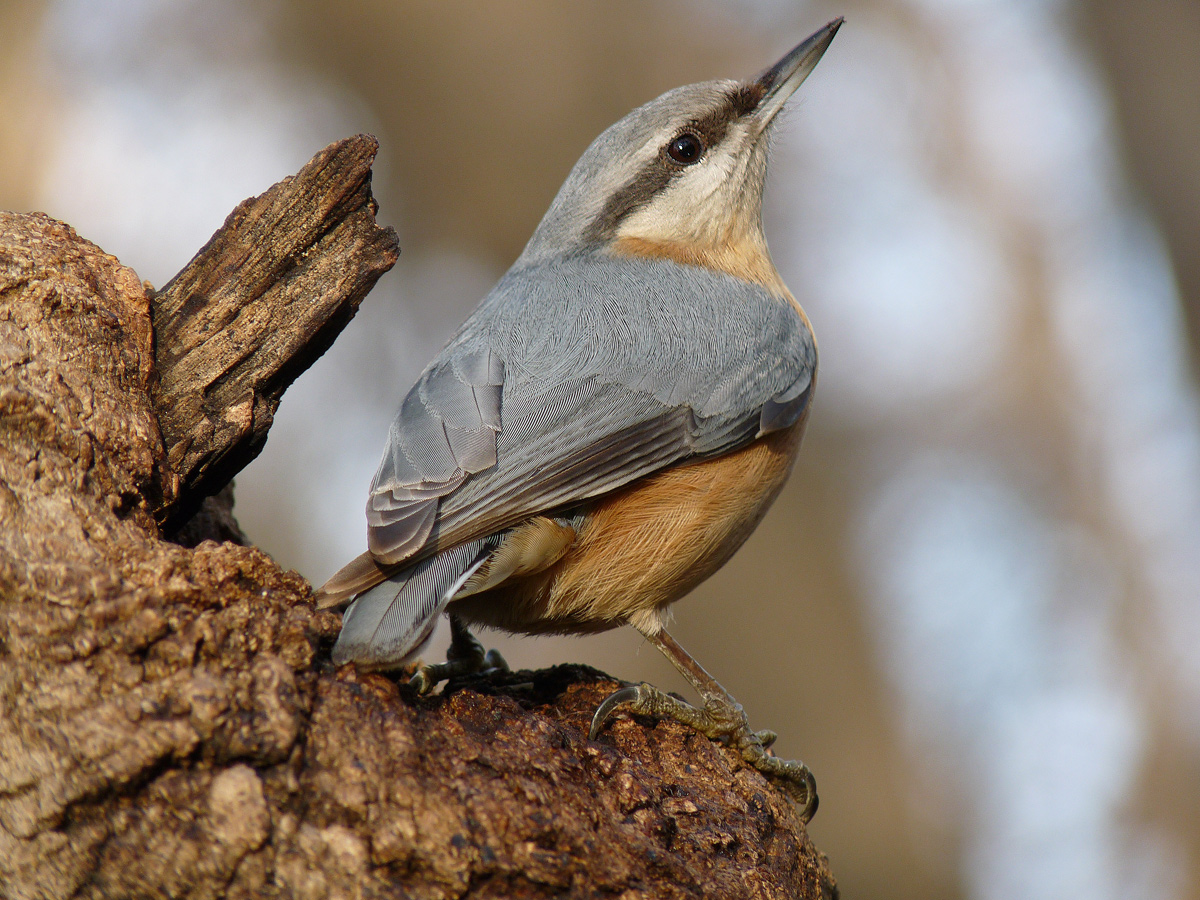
[0,137,834,899]
[1080,0,1200,376]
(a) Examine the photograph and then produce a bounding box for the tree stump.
[0,135,836,899]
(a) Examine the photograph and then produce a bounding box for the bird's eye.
[666,133,704,164]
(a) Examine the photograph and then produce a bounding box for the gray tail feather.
[331,536,499,670]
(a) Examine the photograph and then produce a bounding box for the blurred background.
[2,0,1198,897]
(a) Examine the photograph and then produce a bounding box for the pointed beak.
[753,17,843,125]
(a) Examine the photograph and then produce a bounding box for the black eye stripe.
[583,85,763,243]
[681,83,763,151]
[681,117,727,153]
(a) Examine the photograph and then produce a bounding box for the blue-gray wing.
[364,254,816,566]
[367,347,504,563]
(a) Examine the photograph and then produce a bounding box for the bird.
[317,19,841,820]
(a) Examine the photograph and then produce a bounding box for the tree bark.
[0,137,836,900]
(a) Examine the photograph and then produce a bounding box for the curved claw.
[797,768,819,823]
[409,667,435,695]
[589,684,645,740]
[483,648,509,672]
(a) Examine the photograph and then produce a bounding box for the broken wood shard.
[151,134,400,531]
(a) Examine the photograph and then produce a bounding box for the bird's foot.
[409,648,507,694]
[590,682,817,821]
[409,616,508,695]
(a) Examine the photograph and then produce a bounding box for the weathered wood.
[151,134,399,531]
[0,157,835,899]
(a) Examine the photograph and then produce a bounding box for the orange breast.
[610,234,790,299]
[447,414,809,636]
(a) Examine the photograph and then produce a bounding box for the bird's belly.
[447,415,808,636]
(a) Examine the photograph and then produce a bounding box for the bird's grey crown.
[516,79,750,266]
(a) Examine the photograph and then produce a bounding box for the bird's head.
[517,19,842,290]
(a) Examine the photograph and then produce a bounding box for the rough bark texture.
[0,139,836,899]
[151,134,399,532]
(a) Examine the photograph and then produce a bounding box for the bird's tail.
[331,537,500,670]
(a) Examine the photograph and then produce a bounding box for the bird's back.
[419,252,816,544]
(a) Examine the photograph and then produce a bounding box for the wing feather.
[366,347,503,563]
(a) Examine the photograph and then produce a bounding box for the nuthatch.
[318,19,841,819]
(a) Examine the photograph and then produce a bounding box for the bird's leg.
[409,615,508,694]
[590,626,818,821]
